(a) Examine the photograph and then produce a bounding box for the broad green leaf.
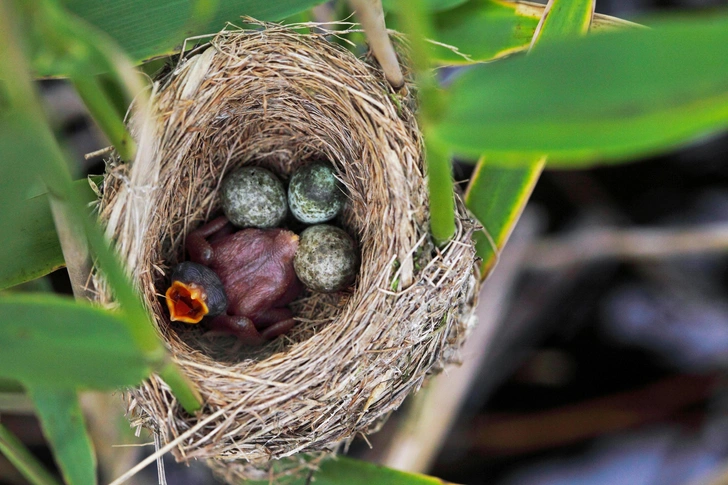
[248,456,454,485]
[430,0,540,63]
[383,0,469,13]
[465,158,544,277]
[0,294,152,389]
[0,115,52,275]
[0,193,63,291]
[0,179,98,291]
[56,0,325,69]
[0,422,61,485]
[430,0,635,64]
[27,386,96,485]
[438,15,728,165]
[465,0,592,276]
[530,0,594,46]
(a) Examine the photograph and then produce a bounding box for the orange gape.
[165,216,302,345]
[165,281,209,324]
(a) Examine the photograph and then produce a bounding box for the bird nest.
[95,22,480,481]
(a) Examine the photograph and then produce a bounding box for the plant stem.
[0,423,62,485]
[525,222,728,270]
[394,0,456,246]
[48,194,95,301]
[424,128,456,246]
[158,361,203,414]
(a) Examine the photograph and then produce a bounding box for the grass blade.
[465,157,545,276]
[530,0,594,47]
[71,75,136,161]
[0,422,61,485]
[425,129,457,246]
[27,386,97,485]
[464,0,593,276]
[393,0,456,246]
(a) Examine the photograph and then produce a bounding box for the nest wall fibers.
[96,25,479,477]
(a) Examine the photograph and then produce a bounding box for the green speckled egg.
[221,167,287,228]
[294,225,358,293]
[288,161,344,224]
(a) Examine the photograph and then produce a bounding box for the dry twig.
[525,223,728,270]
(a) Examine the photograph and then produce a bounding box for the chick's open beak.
[165,281,209,324]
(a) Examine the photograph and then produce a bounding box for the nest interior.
[97,24,479,477]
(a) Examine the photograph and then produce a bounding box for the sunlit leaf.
[465,0,593,277]
[431,0,540,63]
[465,158,544,276]
[438,15,728,164]
[0,294,152,389]
[429,0,635,64]
[530,0,594,46]
[27,386,96,485]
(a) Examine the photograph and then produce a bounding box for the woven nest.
[96,22,479,480]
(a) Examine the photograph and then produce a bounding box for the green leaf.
[0,422,62,485]
[26,386,96,485]
[0,109,76,290]
[310,457,452,485]
[437,14,728,165]
[429,0,634,64]
[465,0,591,276]
[0,293,152,389]
[248,456,453,485]
[430,0,540,63]
[57,0,325,68]
[531,0,594,46]
[465,158,544,276]
[0,194,63,291]
[383,0,469,13]
[0,179,98,291]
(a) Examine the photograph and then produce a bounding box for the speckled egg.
[221,167,287,228]
[288,161,344,224]
[294,225,358,293]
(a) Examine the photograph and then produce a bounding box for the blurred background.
[2,0,728,484]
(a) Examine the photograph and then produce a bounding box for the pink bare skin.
[186,216,303,345]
